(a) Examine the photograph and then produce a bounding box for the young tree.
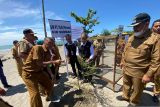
[71,9,100,34]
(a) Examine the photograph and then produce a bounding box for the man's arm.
[76,47,79,56]
[142,38,160,83]
[18,41,28,59]
[89,45,94,60]
[32,46,61,66]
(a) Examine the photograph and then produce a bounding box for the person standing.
[151,19,160,102]
[93,37,105,67]
[118,13,160,106]
[11,40,23,77]
[0,56,12,88]
[78,32,95,81]
[65,34,82,78]
[22,37,61,107]
[19,28,36,64]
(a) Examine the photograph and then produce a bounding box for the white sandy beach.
[0,46,159,107]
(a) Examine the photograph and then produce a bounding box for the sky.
[0,0,160,45]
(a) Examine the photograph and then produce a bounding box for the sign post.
[113,25,124,91]
[48,19,72,77]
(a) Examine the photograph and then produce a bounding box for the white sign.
[48,19,71,38]
[71,26,83,40]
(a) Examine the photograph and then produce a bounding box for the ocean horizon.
[0,41,64,51]
[0,45,13,51]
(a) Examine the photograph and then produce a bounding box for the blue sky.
[0,0,160,45]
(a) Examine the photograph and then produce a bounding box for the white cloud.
[0,31,23,45]
[0,2,40,19]
[0,0,64,20]
[0,0,65,45]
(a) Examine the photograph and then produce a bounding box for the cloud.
[0,1,40,19]
[0,0,65,45]
[0,31,22,45]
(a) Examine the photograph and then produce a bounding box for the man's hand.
[53,60,61,64]
[86,59,90,63]
[120,63,123,69]
[142,74,151,83]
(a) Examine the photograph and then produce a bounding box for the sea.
[0,45,13,52]
[0,41,64,52]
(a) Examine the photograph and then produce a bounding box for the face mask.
[134,31,144,37]
[134,23,147,37]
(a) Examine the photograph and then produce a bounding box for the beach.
[0,46,159,107]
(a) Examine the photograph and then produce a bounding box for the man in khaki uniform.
[118,13,160,106]
[93,37,105,67]
[11,40,23,77]
[22,37,61,107]
[19,29,36,64]
[152,19,160,102]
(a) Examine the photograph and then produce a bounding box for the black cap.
[13,40,18,44]
[129,13,151,27]
[23,29,36,35]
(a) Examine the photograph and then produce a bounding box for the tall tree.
[71,9,100,34]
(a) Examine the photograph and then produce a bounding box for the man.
[93,37,105,67]
[11,40,23,77]
[22,37,61,107]
[65,34,82,78]
[79,32,94,62]
[118,13,160,106]
[19,28,36,64]
[0,55,12,88]
[78,32,95,81]
[152,19,160,102]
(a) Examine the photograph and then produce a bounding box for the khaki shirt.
[19,39,34,63]
[23,45,51,73]
[11,46,19,59]
[93,40,104,56]
[122,29,160,78]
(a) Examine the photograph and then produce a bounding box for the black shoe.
[51,96,61,102]
[116,96,129,101]
[152,95,159,103]
[56,76,60,80]
[4,85,12,88]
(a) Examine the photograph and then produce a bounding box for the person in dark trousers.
[0,57,12,88]
[78,32,95,82]
[65,34,82,79]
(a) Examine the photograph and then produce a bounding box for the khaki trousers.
[154,75,160,95]
[123,73,145,104]
[15,59,23,77]
[22,71,53,107]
